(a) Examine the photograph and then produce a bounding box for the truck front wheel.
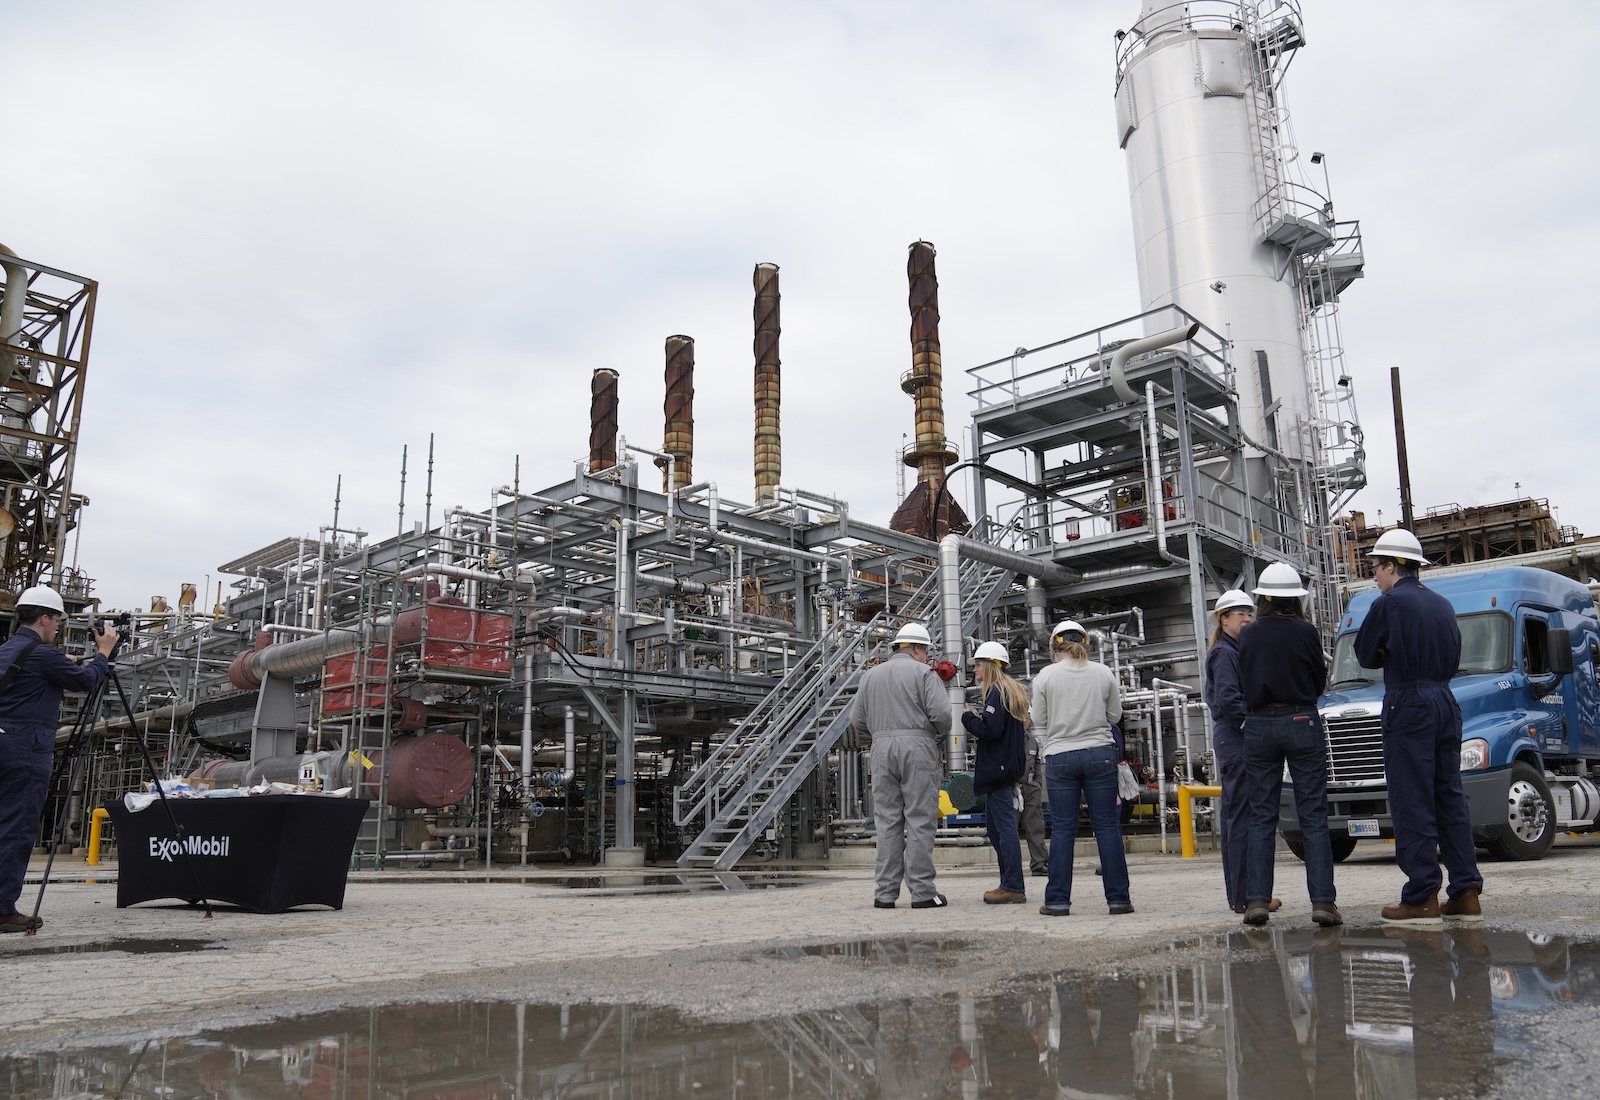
[1486,761,1555,861]
[1284,835,1357,863]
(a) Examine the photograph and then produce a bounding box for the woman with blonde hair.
[1032,620,1131,916]
[962,641,1030,904]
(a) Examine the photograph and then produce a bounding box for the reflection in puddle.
[533,872,810,892]
[773,938,969,968]
[7,929,1596,1098]
[0,937,222,959]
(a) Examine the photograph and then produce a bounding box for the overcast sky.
[5,1,1597,610]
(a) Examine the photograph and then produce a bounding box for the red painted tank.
[366,731,474,809]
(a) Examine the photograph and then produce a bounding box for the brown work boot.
[1311,901,1343,927]
[1380,892,1442,927]
[0,912,40,934]
[1441,887,1484,923]
[983,888,1027,905]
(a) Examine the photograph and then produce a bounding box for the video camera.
[94,611,132,635]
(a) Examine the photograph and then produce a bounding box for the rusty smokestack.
[660,335,694,491]
[889,241,967,539]
[753,263,781,504]
[588,368,619,473]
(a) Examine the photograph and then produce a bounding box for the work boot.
[984,888,1027,905]
[0,912,40,934]
[1232,898,1283,915]
[1030,864,1048,877]
[1039,904,1071,916]
[1380,892,1442,927]
[1242,902,1272,926]
[1311,901,1343,927]
[1441,886,1484,923]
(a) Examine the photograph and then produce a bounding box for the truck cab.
[1279,567,1600,861]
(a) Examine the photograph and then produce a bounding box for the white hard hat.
[16,585,65,614]
[1051,619,1087,642]
[973,640,1010,665]
[1369,527,1430,565]
[1252,563,1308,598]
[893,622,932,647]
[1214,589,1254,615]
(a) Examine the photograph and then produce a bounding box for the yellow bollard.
[87,807,111,865]
[1177,784,1222,858]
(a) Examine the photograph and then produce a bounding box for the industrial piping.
[753,263,781,504]
[1105,322,1200,566]
[939,535,967,771]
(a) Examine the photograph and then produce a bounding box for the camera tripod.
[27,652,212,935]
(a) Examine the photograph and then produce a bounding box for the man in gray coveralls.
[850,621,953,909]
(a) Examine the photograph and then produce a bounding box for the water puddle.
[0,937,222,959]
[6,928,1596,1098]
[768,937,970,968]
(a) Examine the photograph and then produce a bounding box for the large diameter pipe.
[589,368,619,473]
[661,335,694,491]
[229,621,391,690]
[1108,322,1201,404]
[753,263,781,504]
[0,244,28,384]
[563,704,576,783]
[952,535,1078,585]
[939,535,966,772]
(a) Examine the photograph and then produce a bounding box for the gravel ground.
[3,837,1598,1057]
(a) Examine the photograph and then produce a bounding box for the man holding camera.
[0,585,118,932]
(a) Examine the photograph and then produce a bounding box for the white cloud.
[3,1,1595,606]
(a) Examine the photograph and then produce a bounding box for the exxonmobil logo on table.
[149,835,232,861]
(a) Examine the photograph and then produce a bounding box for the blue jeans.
[1044,744,1130,909]
[1244,709,1336,905]
[983,783,1024,893]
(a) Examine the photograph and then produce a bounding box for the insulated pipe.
[661,335,694,491]
[588,368,619,473]
[952,535,1078,585]
[1108,322,1201,405]
[753,263,781,504]
[398,561,536,592]
[1027,577,1048,648]
[521,652,534,795]
[1146,377,1184,566]
[232,621,391,688]
[563,704,576,784]
[939,535,966,771]
[0,244,28,381]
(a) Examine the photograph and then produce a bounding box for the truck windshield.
[1329,611,1511,685]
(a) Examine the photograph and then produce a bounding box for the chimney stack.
[889,241,968,539]
[660,335,695,491]
[588,368,619,472]
[753,263,781,504]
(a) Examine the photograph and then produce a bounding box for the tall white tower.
[1115,0,1362,482]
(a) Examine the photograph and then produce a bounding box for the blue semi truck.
[1280,566,1600,861]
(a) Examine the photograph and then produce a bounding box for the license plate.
[1347,819,1380,838]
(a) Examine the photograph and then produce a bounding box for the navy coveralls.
[1354,574,1483,906]
[0,627,109,916]
[1203,631,1249,911]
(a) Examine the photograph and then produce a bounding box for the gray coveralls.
[848,649,952,905]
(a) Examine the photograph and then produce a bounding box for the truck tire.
[1486,761,1555,861]
[1284,835,1357,863]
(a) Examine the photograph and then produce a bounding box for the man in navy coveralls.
[1355,529,1484,925]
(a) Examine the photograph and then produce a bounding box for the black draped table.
[106,794,370,912]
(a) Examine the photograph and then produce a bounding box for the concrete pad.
[4,836,1599,1056]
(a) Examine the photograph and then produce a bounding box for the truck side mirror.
[1549,627,1574,676]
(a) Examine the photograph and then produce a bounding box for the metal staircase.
[673,554,1016,869]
